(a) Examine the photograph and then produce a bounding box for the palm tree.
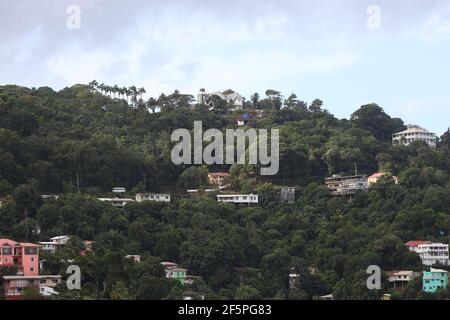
[113,85,119,99]
[123,87,130,103]
[100,83,106,95]
[147,97,158,113]
[138,87,146,100]
[88,80,98,92]
[129,86,137,106]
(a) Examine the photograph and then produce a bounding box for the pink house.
[0,239,39,276]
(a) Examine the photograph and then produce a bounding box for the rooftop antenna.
[354,163,358,176]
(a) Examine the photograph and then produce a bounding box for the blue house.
[423,268,448,293]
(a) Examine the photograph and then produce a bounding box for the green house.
[168,268,188,285]
[161,262,188,285]
[423,268,448,293]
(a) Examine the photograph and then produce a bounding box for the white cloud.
[46,47,119,84]
[402,3,450,42]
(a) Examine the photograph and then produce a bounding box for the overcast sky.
[1,0,450,134]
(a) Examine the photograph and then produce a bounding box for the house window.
[30,267,34,272]
[25,247,38,255]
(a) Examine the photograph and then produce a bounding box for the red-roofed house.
[368,172,399,186]
[405,240,432,248]
[406,241,449,266]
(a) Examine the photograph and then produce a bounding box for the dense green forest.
[1,83,450,300]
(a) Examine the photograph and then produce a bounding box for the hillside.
[1,84,450,300]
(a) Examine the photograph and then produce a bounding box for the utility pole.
[353,163,358,176]
[76,173,80,193]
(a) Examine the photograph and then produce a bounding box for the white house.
[385,270,417,290]
[40,286,59,296]
[406,241,449,266]
[197,88,244,110]
[98,198,135,208]
[38,242,59,254]
[217,194,259,204]
[41,194,60,200]
[49,235,70,246]
[124,255,142,263]
[392,126,437,148]
[135,193,171,203]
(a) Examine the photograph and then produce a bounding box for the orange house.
[0,239,39,276]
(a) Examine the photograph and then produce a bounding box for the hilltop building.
[392,125,437,148]
[197,88,244,110]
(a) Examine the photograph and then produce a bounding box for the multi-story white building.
[38,242,59,254]
[135,193,171,203]
[197,88,244,110]
[217,194,259,204]
[325,175,369,196]
[392,126,437,148]
[406,241,449,266]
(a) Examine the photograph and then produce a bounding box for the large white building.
[217,194,259,204]
[406,241,449,266]
[135,193,171,203]
[392,126,437,148]
[197,88,244,110]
